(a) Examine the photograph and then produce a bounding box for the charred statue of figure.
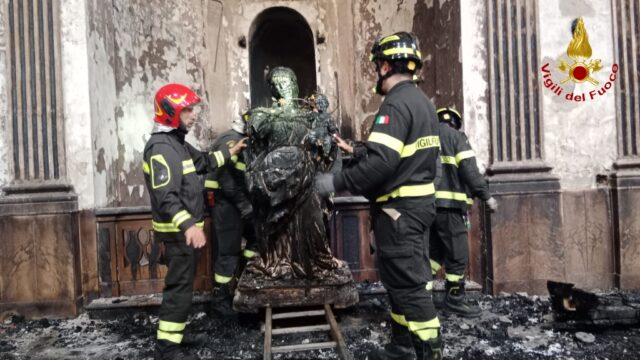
[244,67,342,280]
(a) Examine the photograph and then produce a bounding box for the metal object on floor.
[262,304,353,360]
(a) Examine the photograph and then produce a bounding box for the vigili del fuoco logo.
[541,17,619,102]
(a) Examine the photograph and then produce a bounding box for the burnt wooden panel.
[485,176,618,294]
[96,212,213,297]
[467,203,483,285]
[486,191,562,295]
[6,0,64,181]
[611,173,640,289]
[561,191,615,290]
[0,216,36,302]
[0,209,81,319]
[412,0,463,112]
[116,219,169,296]
[330,197,377,283]
[79,210,99,302]
[97,225,114,298]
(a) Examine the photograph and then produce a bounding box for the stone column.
[483,0,561,294]
[0,0,82,319]
[611,0,640,290]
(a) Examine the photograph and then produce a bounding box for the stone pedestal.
[610,166,640,289]
[0,184,82,320]
[484,171,562,295]
[233,261,358,313]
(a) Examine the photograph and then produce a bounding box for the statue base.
[233,261,359,313]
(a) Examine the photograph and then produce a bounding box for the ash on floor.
[1,290,639,360]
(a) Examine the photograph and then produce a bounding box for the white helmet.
[232,111,250,134]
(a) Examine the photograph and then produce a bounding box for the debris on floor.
[1,283,639,359]
[548,280,640,329]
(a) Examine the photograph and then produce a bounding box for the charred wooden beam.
[547,281,640,328]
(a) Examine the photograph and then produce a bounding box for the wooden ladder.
[263,304,353,360]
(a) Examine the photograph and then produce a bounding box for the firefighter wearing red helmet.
[143,83,246,360]
[316,32,443,359]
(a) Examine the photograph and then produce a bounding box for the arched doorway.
[249,7,316,108]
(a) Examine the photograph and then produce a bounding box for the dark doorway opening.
[249,7,316,108]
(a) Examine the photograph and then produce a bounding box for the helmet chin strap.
[374,68,394,95]
[177,120,189,134]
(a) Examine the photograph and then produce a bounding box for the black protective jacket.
[143,130,230,241]
[334,80,440,204]
[436,123,490,211]
[204,129,252,216]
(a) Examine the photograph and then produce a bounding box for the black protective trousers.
[157,240,198,343]
[429,208,468,277]
[211,197,257,281]
[372,199,439,334]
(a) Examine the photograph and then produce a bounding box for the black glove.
[314,173,335,197]
[238,201,253,220]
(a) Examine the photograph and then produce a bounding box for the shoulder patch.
[375,115,390,125]
[150,154,171,189]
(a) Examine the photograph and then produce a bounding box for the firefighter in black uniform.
[317,32,442,360]
[430,107,497,318]
[204,111,257,316]
[143,83,246,360]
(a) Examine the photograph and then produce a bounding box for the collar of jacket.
[152,126,186,144]
[387,79,416,95]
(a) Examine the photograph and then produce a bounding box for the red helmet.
[153,84,201,128]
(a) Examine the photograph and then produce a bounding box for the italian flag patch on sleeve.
[375,115,390,125]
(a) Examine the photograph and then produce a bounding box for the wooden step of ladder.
[263,304,353,360]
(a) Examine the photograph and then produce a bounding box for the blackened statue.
[244,67,342,279]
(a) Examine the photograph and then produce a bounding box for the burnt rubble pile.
[1,287,640,359]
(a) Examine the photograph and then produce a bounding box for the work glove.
[240,205,253,220]
[486,197,498,213]
[314,173,335,197]
[239,202,253,220]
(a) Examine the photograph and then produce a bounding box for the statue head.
[314,94,329,113]
[267,67,299,106]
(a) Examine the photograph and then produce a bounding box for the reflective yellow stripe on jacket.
[143,159,196,175]
[172,210,192,228]
[435,191,474,205]
[152,220,204,233]
[455,150,475,164]
[204,180,220,189]
[210,150,225,167]
[440,150,475,168]
[435,191,468,202]
[182,159,195,174]
[368,132,440,158]
[376,183,435,203]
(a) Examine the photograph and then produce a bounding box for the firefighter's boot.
[411,332,443,360]
[444,280,482,318]
[366,321,416,360]
[210,282,236,318]
[180,332,207,347]
[155,339,199,360]
[432,287,445,309]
